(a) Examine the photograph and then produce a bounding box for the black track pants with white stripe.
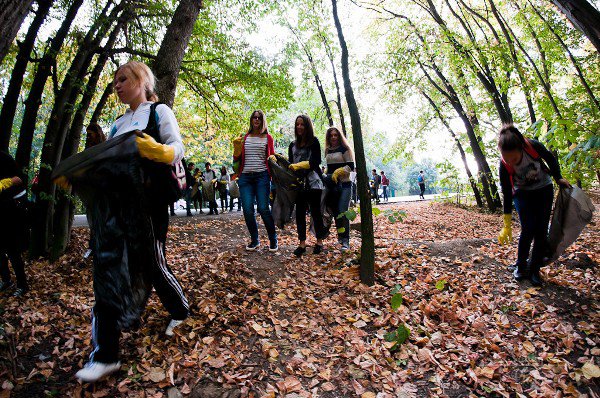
[149,205,189,321]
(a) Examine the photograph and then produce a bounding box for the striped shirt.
[242,136,267,173]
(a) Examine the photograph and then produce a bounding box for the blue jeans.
[513,184,553,269]
[238,171,277,244]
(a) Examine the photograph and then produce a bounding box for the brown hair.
[114,61,159,102]
[85,122,106,148]
[294,114,315,147]
[247,110,268,134]
[498,124,525,152]
[325,126,353,159]
[220,166,227,175]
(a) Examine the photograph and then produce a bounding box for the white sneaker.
[165,319,184,336]
[75,361,121,382]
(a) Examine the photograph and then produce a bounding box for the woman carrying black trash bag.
[497,124,570,287]
[0,151,29,297]
[56,61,189,382]
[287,114,327,256]
[324,126,355,252]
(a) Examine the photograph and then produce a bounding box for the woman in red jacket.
[232,110,278,252]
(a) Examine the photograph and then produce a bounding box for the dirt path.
[0,201,598,397]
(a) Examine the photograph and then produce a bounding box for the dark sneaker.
[269,240,279,252]
[186,212,193,217]
[341,240,350,251]
[0,280,14,292]
[246,241,260,251]
[313,245,323,255]
[13,287,28,297]
[530,269,542,287]
[293,246,307,257]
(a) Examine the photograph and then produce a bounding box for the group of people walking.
[232,110,356,253]
[0,58,573,385]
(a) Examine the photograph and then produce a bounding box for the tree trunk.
[153,0,203,107]
[0,0,53,152]
[485,0,536,124]
[50,20,125,260]
[90,82,113,125]
[323,35,347,135]
[15,0,84,174]
[529,0,600,113]
[332,0,374,286]
[0,0,34,64]
[420,90,484,207]
[551,0,600,54]
[31,1,120,258]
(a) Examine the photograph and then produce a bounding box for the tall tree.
[153,0,204,107]
[15,0,85,172]
[0,0,53,151]
[551,0,600,53]
[0,0,34,64]
[332,0,375,286]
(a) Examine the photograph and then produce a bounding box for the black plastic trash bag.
[548,186,595,261]
[52,131,154,329]
[269,155,303,228]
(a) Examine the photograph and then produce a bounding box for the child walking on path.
[497,124,570,286]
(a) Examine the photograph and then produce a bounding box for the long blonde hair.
[114,61,159,102]
[326,126,353,158]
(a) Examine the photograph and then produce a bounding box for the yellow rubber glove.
[0,178,14,192]
[332,168,349,183]
[498,214,512,245]
[53,176,71,190]
[232,136,243,158]
[268,154,277,163]
[136,133,175,164]
[289,161,310,172]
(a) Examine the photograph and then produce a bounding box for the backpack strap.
[144,102,163,142]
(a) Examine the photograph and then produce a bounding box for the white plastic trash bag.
[548,186,595,261]
[228,180,240,198]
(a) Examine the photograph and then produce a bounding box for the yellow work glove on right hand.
[232,136,243,158]
[498,213,512,245]
[289,161,310,172]
[136,133,175,164]
[268,154,277,163]
[0,178,14,192]
[332,168,348,183]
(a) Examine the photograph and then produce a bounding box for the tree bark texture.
[0,0,34,64]
[0,0,53,152]
[15,0,84,173]
[50,19,125,260]
[153,0,203,108]
[90,82,113,125]
[332,0,374,286]
[551,0,600,54]
[420,89,484,207]
[32,1,120,257]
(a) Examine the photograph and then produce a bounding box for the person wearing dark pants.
[418,170,426,199]
[184,160,195,216]
[64,60,189,383]
[0,151,29,297]
[287,115,327,255]
[233,110,278,251]
[202,163,219,215]
[497,124,570,287]
[325,126,355,251]
[218,166,230,212]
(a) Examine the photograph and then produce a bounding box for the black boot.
[530,265,542,287]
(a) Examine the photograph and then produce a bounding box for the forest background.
[0,0,598,260]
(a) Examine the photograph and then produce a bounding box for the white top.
[109,102,185,164]
[243,136,267,173]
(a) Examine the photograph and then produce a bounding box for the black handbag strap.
[144,102,163,142]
